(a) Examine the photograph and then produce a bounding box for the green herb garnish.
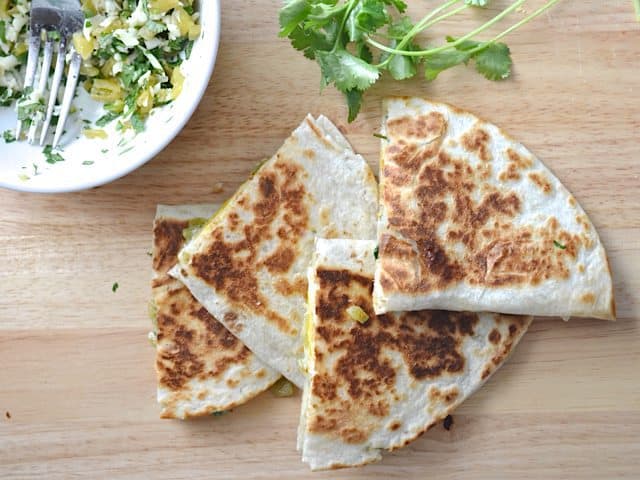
[279,0,561,121]
[43,145,65,164]
[373,245,379,259]
[82,160,94,165]
[2,129,16,143]
[112,282,119,292]
[373,133,388,141]
[553,240,567,250]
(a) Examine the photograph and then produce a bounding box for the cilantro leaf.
[356,41,373,63]
[387,16,414,40]
[345,89,363,123]
[474,42,512,80]
[346,0,389,42]
[289,25,332,60]
[383,0,407,13]
[424,50,470,81]
[387,50,416,80]
[315,49,379,92]
[279,0,311,37]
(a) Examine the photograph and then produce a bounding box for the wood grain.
[1,0,639,478]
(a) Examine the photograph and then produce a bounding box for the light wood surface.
[1,1,639,478]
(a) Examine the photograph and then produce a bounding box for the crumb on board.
[443,414,453,431]
[5,411,11,419]
[211,182,224,194]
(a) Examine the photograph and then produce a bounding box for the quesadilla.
[374,97,615,320]
[299,238,532,470]
[173,116,378,387]
[151,204,280,419]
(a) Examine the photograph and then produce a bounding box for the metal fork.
[16,0,84,148]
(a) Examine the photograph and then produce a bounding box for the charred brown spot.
[389,421,401,431]
[398,311,477,380]
[488,328,501,344]
[528,172,552,194]
[153,218,189,274]
[506,148,533,169]
[387,112,446,140]
[223,311,243,333]
[312,374,338,401]
[481,365,493,380]
[274,277,307,297]
[262,247,295,273]
[462,127,491,162]
[305,117,335,150]
[341,428,368,444]
[581,293,595,304]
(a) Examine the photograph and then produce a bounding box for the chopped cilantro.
[373,245,379,260]
[95,112,119,127]
[43,145,65,164]
[130,113,145,133]
[373,133,388,141]
[553,240,567,250]
[82,160,94,165]
[3,130,16,143]
[112,282,119,292]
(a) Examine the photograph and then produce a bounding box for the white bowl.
[0,1,220,193]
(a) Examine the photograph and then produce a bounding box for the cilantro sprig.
[279,0,561,121]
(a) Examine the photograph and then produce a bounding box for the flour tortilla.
[299,238,531,470]
[374,97,615,320]
[152,205,280,419]
[173,116,379,387]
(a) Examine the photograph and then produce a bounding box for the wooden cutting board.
[1,1,639,478]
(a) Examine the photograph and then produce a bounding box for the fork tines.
[16,28,82,148]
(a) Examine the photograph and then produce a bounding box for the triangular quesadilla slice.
[152,205,280,419]
[299,238,531,470]
[374,97,615,320]
[173,116,378,387]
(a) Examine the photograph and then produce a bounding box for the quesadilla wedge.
[299,238,532,470]
[173,116,378,387]
[152,204,280,419]
[374,97,615,320]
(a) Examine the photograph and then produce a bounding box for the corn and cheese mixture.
[0,0,200,134]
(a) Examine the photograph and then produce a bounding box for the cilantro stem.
[378,0,461,68]
[332,0,358,53]
[371,2,470,65]
[379,0,527,58]
[470,0,562,51]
